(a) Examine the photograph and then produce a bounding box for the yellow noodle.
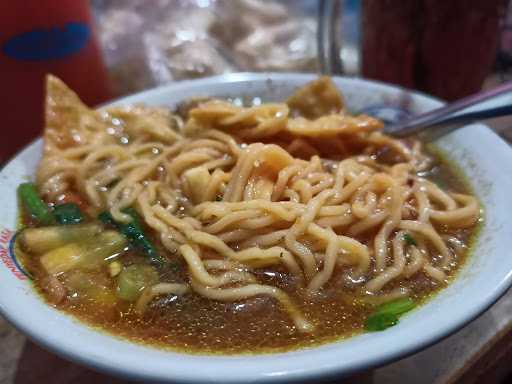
[135,283,189,313]
[190,279,313,332]
[399,220,452,267]
[429,193,479,227]
[180,244,256,287]
[374,182,403,271]
[285,189,334,279]
[37,75,481,333]
[366,231,407,292]
[403,246,425,278]
[359,287,410,305]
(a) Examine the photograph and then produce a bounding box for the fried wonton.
[286,76,344,119]
[43,75,109,152]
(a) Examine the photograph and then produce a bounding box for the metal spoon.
[379,81,512,141]
[317,0,343,75]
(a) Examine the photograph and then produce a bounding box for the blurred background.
[90,0,511,98]
[2,1,512,383]
[1,0,512,162]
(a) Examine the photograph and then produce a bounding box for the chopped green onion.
[376,297,416,316]
[54,203,83,225]
[364,297,416,332]
[403,233,417,246]
[18,183,54,225]
[98,211,115,226]
[365,312,399,331]
[99,208,165,267]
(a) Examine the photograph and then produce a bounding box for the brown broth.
[19,147,481,355]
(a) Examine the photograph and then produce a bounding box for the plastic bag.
[93,0,318,96]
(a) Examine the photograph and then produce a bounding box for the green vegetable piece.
[123,208,142,223]
[18,183,54,225]
[98,211,115,226]
[117,264,158,301]
[365,312,399,331]
[98,209,165,267]
[364,298,416,332]
[377,297,416,317]
[54,203,83,225]
[403,233,417,246]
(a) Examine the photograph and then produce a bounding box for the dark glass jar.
[361,0,509,100]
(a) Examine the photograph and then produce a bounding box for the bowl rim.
[2,72,512,383]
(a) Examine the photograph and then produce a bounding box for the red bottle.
[0,0,112,162]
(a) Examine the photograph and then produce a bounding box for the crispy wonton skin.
[286,76,344,119]
[44,75,109,152]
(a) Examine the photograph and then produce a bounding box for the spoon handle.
[317,0,343,75]
[385,81,512,140]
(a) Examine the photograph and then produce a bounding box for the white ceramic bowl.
[1,73,512,383]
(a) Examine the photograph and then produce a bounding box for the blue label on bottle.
[2,22,90,61]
